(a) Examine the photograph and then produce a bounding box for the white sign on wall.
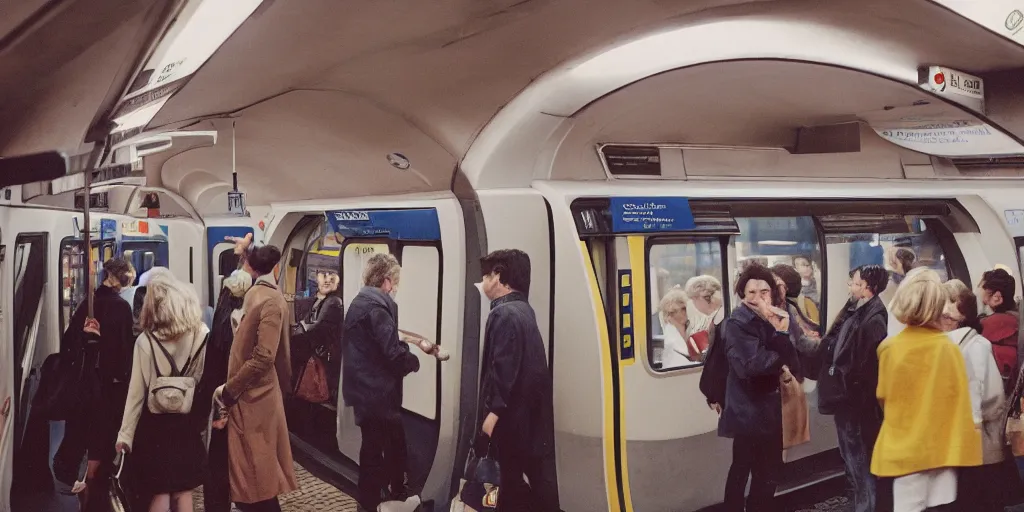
[919,65,985,114]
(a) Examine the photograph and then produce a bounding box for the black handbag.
[459,437,500,510]
[34,345,99,421]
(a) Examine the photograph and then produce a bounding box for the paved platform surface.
[193,461,359,512]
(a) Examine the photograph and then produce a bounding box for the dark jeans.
[723,434,782,512]
[495,447,560,512]
[358,417,408,509]
[954,462,1004,512]
[236,497,281,512]
[835,410,879,512]
[205,427,232,512]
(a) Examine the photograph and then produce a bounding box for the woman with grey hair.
[684,275,724,333]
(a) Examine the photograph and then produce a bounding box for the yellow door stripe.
[578,241,622,512]
[618,236,650,511]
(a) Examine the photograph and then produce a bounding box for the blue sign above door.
[610,197,696,233]
[326,208,442,241]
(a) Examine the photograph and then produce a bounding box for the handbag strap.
[146,332,181,377]
[181,332,209,376]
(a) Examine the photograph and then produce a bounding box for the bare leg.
[171,490,193,512]
[149,493,171,512]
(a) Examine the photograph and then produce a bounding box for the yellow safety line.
[618,236,651,512]
[579,241,622,512]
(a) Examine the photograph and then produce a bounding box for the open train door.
[322,199,465,509]
[204,220,258,307]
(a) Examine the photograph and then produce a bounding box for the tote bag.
[780,367,810,449]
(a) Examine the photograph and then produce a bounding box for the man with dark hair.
[478,249,558,511]
[817,265,888,512]
[215,238,297,512]
[720,263,799,512]
[978,268,1019,393]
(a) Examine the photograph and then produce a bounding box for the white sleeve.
[117,337,147,449]
[664,324,689,358]
[964,340,986,427]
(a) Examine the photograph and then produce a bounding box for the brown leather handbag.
[294,354,329,403]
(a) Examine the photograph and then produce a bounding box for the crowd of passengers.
[35,235,559,512]
[665,258,1024,512]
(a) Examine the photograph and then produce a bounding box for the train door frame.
[331,213,445,493]
[205,226,255,307]
[10,232,48,456]
[57,236,117,336]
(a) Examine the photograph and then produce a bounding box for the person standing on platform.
[214,242,297,512]
[478,249,560,511]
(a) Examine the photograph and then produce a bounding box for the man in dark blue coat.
[478,249,559,512]
[342,253,420,511]
[719,263,799,512]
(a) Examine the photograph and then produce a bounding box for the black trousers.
[205,427,232,512]
[723,434,783,512]
[236,497,281,512]
[358,417,408,509]
[495,446,560,512]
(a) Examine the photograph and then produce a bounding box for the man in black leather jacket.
[292,270,344,400]
[342,253,419,511]
[478,249,559,512]
[817,265,889,512]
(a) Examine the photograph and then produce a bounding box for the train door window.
[733,217,824,330]
[646,238,727,371]
[341,242,390,310]
[11,233,47,440]
[394,245,441,420]
[822,215,953,328]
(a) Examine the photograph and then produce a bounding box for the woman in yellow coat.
[871,268,981,512]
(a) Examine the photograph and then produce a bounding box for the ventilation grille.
[951,156,1024,169]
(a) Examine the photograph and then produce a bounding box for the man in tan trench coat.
[215,242,298,511]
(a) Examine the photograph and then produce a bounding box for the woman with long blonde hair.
[115,274,211,512]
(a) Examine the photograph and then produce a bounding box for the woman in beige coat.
[214,242,298,511]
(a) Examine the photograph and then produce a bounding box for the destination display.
[610,197,696,233]
[326,208,442,241]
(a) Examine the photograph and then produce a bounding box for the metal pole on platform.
[82,141,108,318]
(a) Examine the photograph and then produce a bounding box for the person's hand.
[83,318,101,336]
[212,418,228,430]
[115,442,130,454]
[709,402,722,415]
[768,307,790,332]
[482,412,499,437]
[227,233,253,255]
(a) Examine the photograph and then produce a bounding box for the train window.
[647,238,725,371]
[733,217,824,330]
[823,215,952,328]
[341,242,389,309]
[12,233,47,426]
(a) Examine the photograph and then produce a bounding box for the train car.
[239,178,1020,511]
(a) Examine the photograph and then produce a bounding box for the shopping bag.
[293,355,330,403]
[780,367,810,449]
[451,438,499,511]
[109,453,132,512]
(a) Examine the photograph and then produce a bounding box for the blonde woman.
[871,268,981,512]
[659,287,702,367]
[116,274,211,512]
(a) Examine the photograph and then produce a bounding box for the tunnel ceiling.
[5,0,1024,214]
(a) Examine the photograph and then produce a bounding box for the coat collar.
[490,291,527,310]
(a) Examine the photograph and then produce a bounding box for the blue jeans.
[835,410,878,512]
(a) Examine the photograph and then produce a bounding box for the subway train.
[1,177,1023,512]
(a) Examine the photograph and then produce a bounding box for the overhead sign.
[326,208,442,241]
[227,191,246,215]
[599,145,662,176]
[919,65,984,114]
[610,197,696,233]
[862,104,1024,157]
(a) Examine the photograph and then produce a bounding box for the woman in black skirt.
[115,273,210,512]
